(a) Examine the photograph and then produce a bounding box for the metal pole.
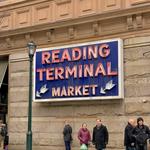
[26,55,33,150]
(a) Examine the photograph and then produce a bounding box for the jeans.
[65,141,71,150]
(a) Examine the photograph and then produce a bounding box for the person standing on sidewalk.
[0,120,6,150]
[133,117,150,150]
[63,120,73,150]
[124,118,136,150]
[92,119,109,150]
[78,123,91,148]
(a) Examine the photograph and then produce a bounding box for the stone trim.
[124,36,150,47]
[1,0,150,33]
[0,1,150,56]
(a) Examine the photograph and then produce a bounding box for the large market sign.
[33,39,124,102]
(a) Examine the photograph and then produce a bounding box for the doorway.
[0,57,8,124]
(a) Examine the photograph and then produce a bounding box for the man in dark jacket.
[133,117,150,150]
[92,119,109,150]
[63,121,73,150]
[124,118,136,150]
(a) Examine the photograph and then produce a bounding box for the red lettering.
[36,69,46,81]
[78,65,83,78]
[107,62,118,76]
[42,52,51,64]
[84,64,94,77]
[95,63,106,76]
[65,66,77,79]
[72,48,81,61]
[55,67,64,79]
[99,44,110,58]
[61,49,71,62]
[88,45,98,59]
[52,50,60,63]
[46,68,54,80]
[83,47,87,60]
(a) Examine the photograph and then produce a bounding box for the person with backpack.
[124,118,136,150]
[133,117,150,150]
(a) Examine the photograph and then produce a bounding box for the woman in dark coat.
[63,121,73,150]
[92,119,108,150]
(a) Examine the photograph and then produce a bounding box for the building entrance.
[0,57,8,150]
[0,57,8,124]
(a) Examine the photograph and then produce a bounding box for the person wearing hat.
[133,117,150,150]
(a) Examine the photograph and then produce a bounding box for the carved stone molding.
[127,15,134,30]
[55,0,71,4]
[136,13,143,28]
[46,29,54,42]
[68,26,75,39]
[0,11,150,54]
[1,0,150,33]
[25,34,31,43]
[5,37,12,48]
[130,0,150,6]
[92,22,99,35]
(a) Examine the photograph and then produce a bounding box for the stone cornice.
[0,1,150,55]
[0,0,47,10]
[0,4,150,38]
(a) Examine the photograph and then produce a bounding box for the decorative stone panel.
[100,17,127,34]
[0,0,27,7]
[131,0,150,5]
[143,12,150,28]
[127,15,134,30]
[100,0,122,12]
[126,0,150,7]
[0,12,12,30]
[75,0,97,17]
[14,7,31,28]
[54,0,73,21]
[33,2,52,25]
[1,0,150,33]
[76,22,93,38]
